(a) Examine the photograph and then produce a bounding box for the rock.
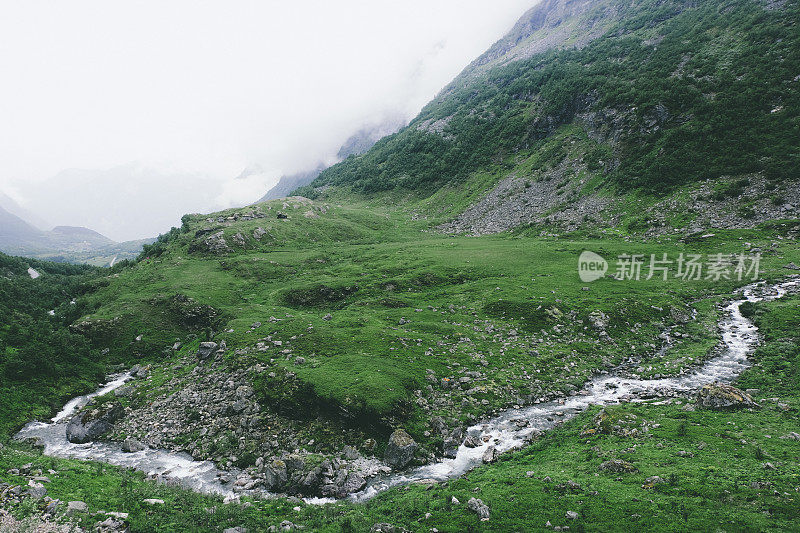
[385,429,417,469]
[197,342,218,360]
[114,385,133,398]
[66,401,125,444]
[779,432,800,441]
[142,498,164,505]
[294,356,306,365]
[342,472,366,494]
[26,484,47,499]
[482,445,498,463]
[67,501,88,515]
[442,428,463,458]
[566,511,579,520]
[429,416,446,435]
[467,497,490,521]
[129,364,149,379]
[642,476,666,489]
[121,437,146,453]
[265,460,288,490]
[599,460,638,473]
[784,262,800,270]
[463,435,481,448]
[322,313,332,321]
[95,517,129,532]
[342,445,360,460]
[362,438,377,453]
[203,231,232,254]
[370,524,405,533]
[253,227,267,240]
[223,528,248,533]
[697,383,759,410]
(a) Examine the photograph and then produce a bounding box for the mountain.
[18,163,221,242]
[0,204,150,266]
[3,1,800,531]
[0,204,46,251]
[256,117,406,202]
[302,0,799,232]
[255,165,327,203]
[0,192,50,230]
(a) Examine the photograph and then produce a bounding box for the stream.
[15,278,799,504]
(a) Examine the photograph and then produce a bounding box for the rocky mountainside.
[300,0,799,233]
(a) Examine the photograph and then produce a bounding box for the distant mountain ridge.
[0,204,151,266]
[256,116,405,202]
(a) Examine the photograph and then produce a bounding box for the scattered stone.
[467,497,490,521]
[121,437,146,453]
[370,524,405,533]
[599,460,638,474]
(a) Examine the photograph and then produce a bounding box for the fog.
[0,1,535,241]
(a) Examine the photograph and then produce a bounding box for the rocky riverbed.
[15,278,799,504]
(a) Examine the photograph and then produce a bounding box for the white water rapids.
[15,278,799,504]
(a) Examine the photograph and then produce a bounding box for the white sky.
[0,0,535,240]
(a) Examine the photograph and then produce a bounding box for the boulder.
[197,342,218,360]
[142,499,164,505]
[265,460,288,490]
[66,401,124,444]
[342,472,366,494]
[121,437,146,453]
[67,501,88,515]
[468,497,490,521]
[442,428,463,458]
[482,445,498,464]
[599,459,638,473]
[697,383,759,410]
[385,430,417,469]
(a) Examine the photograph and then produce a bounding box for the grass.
[49,199,798,456]
[2,290,799,531]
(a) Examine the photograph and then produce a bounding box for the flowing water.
[15,278,799,503]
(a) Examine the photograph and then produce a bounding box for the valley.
[1,0,799,530]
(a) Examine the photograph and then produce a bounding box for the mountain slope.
[0,205,49,251]
[301,0,799,233]
[257,118,406,202]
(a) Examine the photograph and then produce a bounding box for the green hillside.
[302,0,799,220]
[2,0,800,531]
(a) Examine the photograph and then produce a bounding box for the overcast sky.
[0,1,535,240]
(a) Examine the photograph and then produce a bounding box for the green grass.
[2,290,799,531]
[60,199,800,455]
